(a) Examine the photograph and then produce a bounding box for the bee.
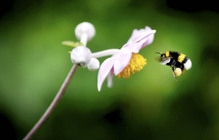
[156,51,192,78]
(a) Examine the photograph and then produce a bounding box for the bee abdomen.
[183,58,192,70]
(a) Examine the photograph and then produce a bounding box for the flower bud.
[87,58,100,71]
[75,22,96,41]
[70,46,92,67]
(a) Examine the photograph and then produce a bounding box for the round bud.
[87,58,100,71]
[70,46,92,67]
[75,22,96,41]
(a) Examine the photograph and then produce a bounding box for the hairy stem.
[23,65,78,140]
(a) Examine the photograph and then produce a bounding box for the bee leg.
[171,66,178,80]
[181,69,186,74]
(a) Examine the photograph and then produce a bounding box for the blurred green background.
[0,0,219,139]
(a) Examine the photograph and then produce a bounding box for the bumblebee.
[156,51,192,78]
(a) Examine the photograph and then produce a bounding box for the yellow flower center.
[117,53,147,78]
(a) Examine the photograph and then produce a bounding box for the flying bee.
[156,51,192,78]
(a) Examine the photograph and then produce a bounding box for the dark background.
[0,0,219,139]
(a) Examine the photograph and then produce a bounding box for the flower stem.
[92,49,120,58]
[80,34,88,46]
[23,64,78,140]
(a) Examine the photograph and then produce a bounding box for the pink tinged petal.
[97,57,115,91]
[114,51,132,75]
[129,31,155,51]
[107,70,114,88]
[123,29,156,52]
[137,30,156,45]
[144,26,156,43]
[141,32,155,48]
[121,41,144,53]
[145,26,152,31]
[127,26,155,43]
[127,28,148,43]
[123,32,155,52]
[127,29,139,42]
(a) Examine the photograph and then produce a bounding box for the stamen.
[117,53,146,78]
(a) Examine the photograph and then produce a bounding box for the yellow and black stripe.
[157,51,192,77]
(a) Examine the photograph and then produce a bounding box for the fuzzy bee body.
[157,51,192,77]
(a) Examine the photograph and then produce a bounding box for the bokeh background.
[0,0,219,139]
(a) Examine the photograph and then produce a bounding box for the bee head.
[156,52,171,65]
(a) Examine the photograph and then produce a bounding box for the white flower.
[97,26,156,91]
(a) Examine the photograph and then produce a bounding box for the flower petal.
[141,27,155,48]
[121,41,144,53]
[127,26,155,43]
[114,51,132,75]
[107,70,114,88]
[123,27,156,52]
[97,57,115,91]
